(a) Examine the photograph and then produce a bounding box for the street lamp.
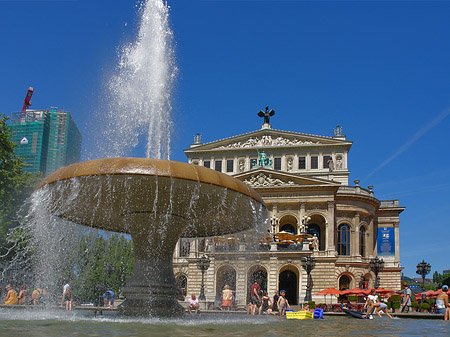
[301,254,316,302]
[369,257,384,289]
[270,215,279,234]
[416,260,431,291]
[196,255,210,300]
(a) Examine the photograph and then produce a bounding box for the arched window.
[176,274,187,299]
[359,226,366,257]
[337,224,350,255]
[339,274,351,290]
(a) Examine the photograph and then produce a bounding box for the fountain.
[37,157,267,317]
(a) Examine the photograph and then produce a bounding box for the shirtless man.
[277,290,291,316]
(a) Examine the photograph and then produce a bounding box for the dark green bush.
[411,301,419,308]
[421,303,430,310]
[391,301,401,310]
[308,301,316,308]
[389,294,402,302]
[347,295,357,302]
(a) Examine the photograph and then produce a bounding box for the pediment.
[185,128,351,153]
[234,168,341,189]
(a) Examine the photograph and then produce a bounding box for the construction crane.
[21,86,34,113]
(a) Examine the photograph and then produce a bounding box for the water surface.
[1,310,449,336]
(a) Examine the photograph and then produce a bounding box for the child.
[277,290,291,316]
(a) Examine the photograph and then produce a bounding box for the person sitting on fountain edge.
[103,290,115,308]
[188,293,199,314]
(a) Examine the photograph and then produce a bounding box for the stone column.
[268,256,278,296]
[235,257,247,306]
[394,222,400,266]
[353,212,360,257]
[327,201,335,252]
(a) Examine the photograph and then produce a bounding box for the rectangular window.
[215,160,222,172]
[204,160,210,168]
[311,156,318,169]
[179,239,190,257]
[226,159,234,172]
[299,156,306,169]
[274,158,281,170]
[323,155,331,169]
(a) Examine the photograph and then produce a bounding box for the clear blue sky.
[1,0,449,278]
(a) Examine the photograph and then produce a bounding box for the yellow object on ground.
[286,311,313,320]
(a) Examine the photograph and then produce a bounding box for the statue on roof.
[258,106,275,124]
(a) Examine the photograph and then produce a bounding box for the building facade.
[10,108,82,176]
[173,118,404,307]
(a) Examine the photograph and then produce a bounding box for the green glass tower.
[10,108,82,176]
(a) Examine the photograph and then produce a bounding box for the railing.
[380,199,400,208]
[337,186,372,196]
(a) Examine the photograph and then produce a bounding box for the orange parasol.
[313,287,342,305]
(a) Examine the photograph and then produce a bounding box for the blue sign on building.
[377,227,395,256]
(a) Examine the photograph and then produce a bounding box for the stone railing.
[337,185,373,196]
[380,199,400,208]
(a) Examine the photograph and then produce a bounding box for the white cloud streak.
[367,107,450,178]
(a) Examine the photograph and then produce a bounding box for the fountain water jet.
[38,157,267,317]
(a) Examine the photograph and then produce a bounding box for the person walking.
[401,282,412,313]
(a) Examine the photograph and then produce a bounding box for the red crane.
[22,86,34,112]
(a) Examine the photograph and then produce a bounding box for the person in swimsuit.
[272,290,280,314]
[221,285,234,311]
[363,289,379,316]
[277,290,291,316]
[3,285,18,305]
[18,285,29,305]
[259,291,273,315]
[435,285,449,320]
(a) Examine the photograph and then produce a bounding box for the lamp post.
[196,255,210,300]
[369,257,384,289]
[416,260,431,291]
[270,215,279,235]
[301,254,316,302]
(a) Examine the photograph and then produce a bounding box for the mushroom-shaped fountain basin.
[38,158,267,317]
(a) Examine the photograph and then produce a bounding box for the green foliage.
[391,301,401,309]
[0,114,41,254]
[420,303,430,310]
[433,272,450,286]
[428,298,435,305]
[389,294,401,302]
[424,284,438,291]
[308,301,315,308]
[66,233,135,304]
[347,295,357,302]
[411,301,419,308]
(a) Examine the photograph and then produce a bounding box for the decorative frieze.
[218,135,321,149]
[244,173,295,187]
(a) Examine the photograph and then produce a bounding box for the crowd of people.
[2,282,116,311]
[2,284,49,306]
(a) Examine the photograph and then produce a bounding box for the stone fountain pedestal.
[38,158,267,317]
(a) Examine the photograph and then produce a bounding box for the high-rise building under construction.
[10,108,82,176]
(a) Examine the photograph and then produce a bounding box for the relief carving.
[244,173,295,187]
[218,135,321,149]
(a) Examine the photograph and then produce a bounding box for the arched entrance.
[279,215,298,234]
[247,266,267,301]
[279,266,299,305]
[339,274,351,291]
[216,265,236,300]
[280,224,295,234]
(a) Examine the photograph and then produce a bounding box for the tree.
[0,114,40,254]
[69,233,135,304]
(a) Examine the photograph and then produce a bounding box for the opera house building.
[173,115,404,307]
